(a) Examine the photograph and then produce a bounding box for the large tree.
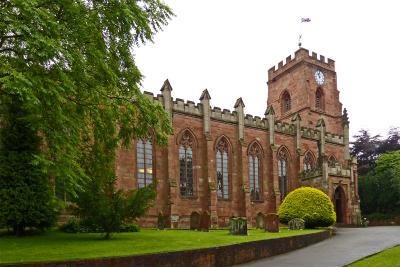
[351,129,381,175]
[0,1,173,195]
[0,1,174,235]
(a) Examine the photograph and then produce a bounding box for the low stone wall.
[368,218,400,226]
[3,230,330,267]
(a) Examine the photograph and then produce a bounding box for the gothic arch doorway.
[334,186,346,224]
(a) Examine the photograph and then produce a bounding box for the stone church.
[116,48,361,228]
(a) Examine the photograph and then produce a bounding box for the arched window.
[328,155,337,168]
[137,139,153,188]
[216,138,229,199]
[179,131,194,197]
[282,91,291,113]
[248,142,262,201]
[315,88,324,110]
[303,151,315,171]
[277,148,289,199]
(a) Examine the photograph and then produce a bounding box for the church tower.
[267,48,343,135]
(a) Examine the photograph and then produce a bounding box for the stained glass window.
[179,131,194,197]
[278,148,288,199]
[248,143,262,201]
[303,151,315,171]
[216,138,229,199]
[137,139,153,188]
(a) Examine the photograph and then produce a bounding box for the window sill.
[217,198,231,202]
[179,195,198,200]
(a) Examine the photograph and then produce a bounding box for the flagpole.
[299,17,311,48]
[298,17,303,48]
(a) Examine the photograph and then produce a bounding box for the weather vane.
[299,17,311,47]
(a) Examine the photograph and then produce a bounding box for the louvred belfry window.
[179,131,194,197]
[277,148,289,199]
[216,138,229,199]
[248,143,262,201]
[282,91,291,113]
[137,139,153,188]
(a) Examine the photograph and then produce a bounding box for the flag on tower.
[301,17,311,23]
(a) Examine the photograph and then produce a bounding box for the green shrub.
[278,187,336,228]
[59,218,139,233]
[59,218,80,233]
[119,223,140,232]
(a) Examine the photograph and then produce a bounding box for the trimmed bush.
[59,218,139,233]
[278,187,336,228]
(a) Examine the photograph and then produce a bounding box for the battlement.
[268,48,335,81]
[173,98,202,116]
[301,127,320,140]
[325,132,344,145]
[142,81,344,144]
[244,114,268,129]
[210,107,237,123]
[143,91,164,104]
[275,121,295,135]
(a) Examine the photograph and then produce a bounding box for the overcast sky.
[135,0,400,139]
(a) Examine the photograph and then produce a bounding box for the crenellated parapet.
[173,98,202,116]
[275,121,295,135]
[301,127,320,140]
[211,107,237,123]
[244,114,268,129]
[268,48,335,82]
[143,80,345,144]
[325,132,344,145]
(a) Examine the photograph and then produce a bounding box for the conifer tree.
[0,96,58,235]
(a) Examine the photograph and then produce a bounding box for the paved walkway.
[238,226,400,267]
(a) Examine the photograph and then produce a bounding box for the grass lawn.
[347,245,400,267]
[0,228,322,264]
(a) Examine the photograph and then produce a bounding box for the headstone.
[199,211,210,232]
[256,213,265,229]
[288,218,305,230]
[190,212,200,230]
[171,214,179,229]
[229,217,248,235]
[265,213,279,232]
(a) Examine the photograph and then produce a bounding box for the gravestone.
[288,218,305,230]
[229,217,248,235]
[170,214,179,229]
[256,213,265,229]
[190,212,200,230]
[265,213,279,232]
[199,211,210,232]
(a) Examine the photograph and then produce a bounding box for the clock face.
[314,70,325,85]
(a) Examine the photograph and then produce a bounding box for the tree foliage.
[0,96,58,235]
[1,1,174,237]
[352,128,400,216]
[359,150,400,215]
[351,128,400,175]
[0,0,174,196]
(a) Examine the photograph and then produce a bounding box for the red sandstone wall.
[114,48,359,227]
